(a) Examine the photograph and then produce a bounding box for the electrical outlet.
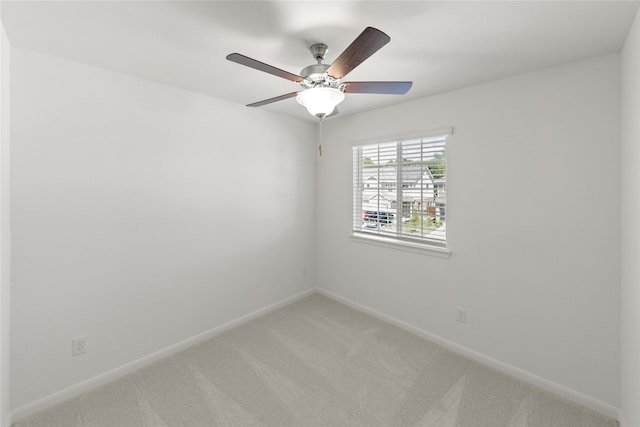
[456,307,467,324]
[72,336,87,357]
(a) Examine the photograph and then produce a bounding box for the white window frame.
[351,128,452,258]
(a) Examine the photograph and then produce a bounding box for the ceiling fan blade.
[343,81,413,95]
[326,27,391,79]
[247,92,299,107]
[226,53,303,83]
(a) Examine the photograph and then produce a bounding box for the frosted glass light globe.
[296,87,345,117]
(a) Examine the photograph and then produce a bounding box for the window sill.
[350,233,451,258]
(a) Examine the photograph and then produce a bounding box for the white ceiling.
[1,1,638,122]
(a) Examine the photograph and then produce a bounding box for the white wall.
[0,16,11,427]
[620,8,640,427]
[9,48,316,410]
[317,55,621,413]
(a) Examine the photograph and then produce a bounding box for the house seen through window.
[352,134,447,248]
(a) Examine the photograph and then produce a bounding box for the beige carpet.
[14,294,616,427]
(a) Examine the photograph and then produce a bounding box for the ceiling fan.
[226,27,412,119]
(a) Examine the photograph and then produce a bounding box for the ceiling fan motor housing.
[300,63,332,87]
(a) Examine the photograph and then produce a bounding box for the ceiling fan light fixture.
[296,87,345,117]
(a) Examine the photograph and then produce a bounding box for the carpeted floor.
[13,294,617,427]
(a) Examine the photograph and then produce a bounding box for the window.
[352,133,447,249]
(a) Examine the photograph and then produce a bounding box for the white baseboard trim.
[315,288,620,421]
[10,288,315,424]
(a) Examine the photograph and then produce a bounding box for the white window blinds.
[353,135,447,248]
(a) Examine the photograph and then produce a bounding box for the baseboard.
[315,287,620,421]
[10,288,315,424]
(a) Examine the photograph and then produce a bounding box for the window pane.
[353,135,447,248]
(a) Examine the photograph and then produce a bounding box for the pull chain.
[318,116,324,156]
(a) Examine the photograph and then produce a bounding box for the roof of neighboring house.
[362,164,436,185]
[363,189,438,203]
